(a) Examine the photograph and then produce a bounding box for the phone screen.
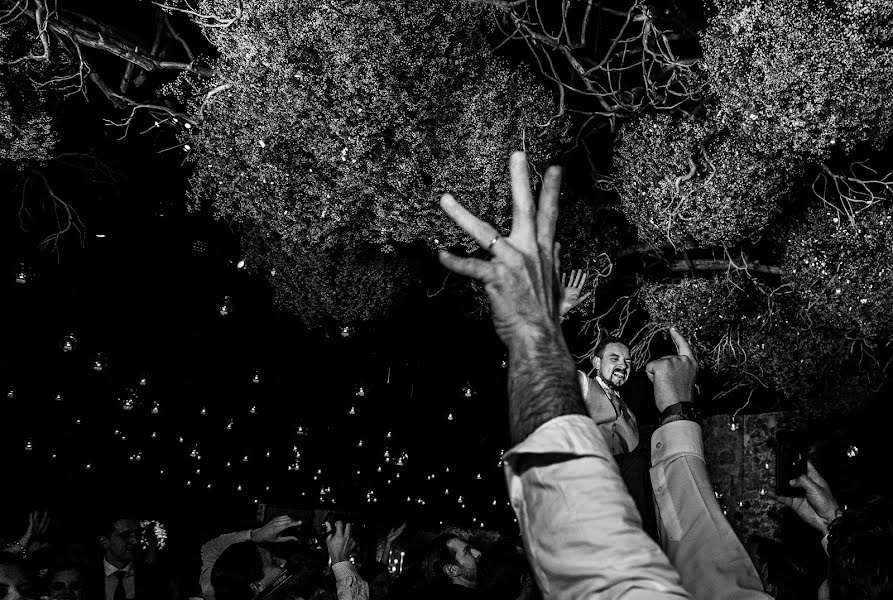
[776,430,807,496]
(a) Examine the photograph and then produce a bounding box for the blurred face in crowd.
[445,538,481,587]
[100,519,141,566]
[0,563,34,600]
[593,342,631,389]
[47,569,83,600]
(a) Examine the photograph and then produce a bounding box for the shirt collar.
[103,558,134,577]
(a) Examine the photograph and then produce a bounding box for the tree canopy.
[3,0,893,416]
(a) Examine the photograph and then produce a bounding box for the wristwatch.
[659,402,702,426]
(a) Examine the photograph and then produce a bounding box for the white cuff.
[331,560,359,581]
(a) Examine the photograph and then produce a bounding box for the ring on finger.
[486,234,502,253]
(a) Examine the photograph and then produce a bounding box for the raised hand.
[324,521,357,564]
[559,270,590,317]
[768,461,840,535]
[438,152,587,445]
[645,327,698,412]
[438,151,564,346]
[250,515,301,544]
[25,510,50,553]
[386,523,406,544]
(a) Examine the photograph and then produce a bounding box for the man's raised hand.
[438,152,563,346]
[768,461,840,535]
[250,515,301,544]
[645,327,699,412]
[560,270,591,318]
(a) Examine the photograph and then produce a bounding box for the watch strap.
[659,402,701,426]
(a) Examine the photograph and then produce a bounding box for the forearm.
[650,422,770,600]
[504,416,691,599]
[507,324,586,446]
[332,561,369,600]
[199,530,252,597]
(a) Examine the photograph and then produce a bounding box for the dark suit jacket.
[83,561,175,600]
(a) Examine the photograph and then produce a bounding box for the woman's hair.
[211,541,264,600]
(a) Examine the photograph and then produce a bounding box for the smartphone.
[776,430,807,496]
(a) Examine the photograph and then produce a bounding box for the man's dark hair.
[95,509,136,538]
[828,496,893,600]
[592,335,628,360]
[422,534,461,586]
[211,541,264,600]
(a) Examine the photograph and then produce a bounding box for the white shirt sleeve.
[650,421,772,600]
[199,530,252,600]
[503,415,691,599]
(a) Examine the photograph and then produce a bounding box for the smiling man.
[578,336,638,455]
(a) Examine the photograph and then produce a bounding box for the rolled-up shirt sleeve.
[504,415,691,599]
[650,421,771,600]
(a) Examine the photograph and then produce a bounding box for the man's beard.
[606,369,627,389]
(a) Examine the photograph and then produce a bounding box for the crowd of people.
[3,153,891,600]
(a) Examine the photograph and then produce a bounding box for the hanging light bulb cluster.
[59,334,78,353]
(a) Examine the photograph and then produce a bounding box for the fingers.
[807,460,830,489]
[508,151,535,245]
[344,522,352,539]
[278,536,299,543]
[766,491,795,508]
[438,251,494,282]
[439,194,501,252]
[669,326,694,360]
[578,291,591,304]
[790,474,820,495]
[535,165,562,251]
[561,271,567,287]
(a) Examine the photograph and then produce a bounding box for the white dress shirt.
[504,414,771,599]
[103,558,135,600]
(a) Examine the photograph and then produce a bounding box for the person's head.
[45,565,83,600]
[826,497,893,600]
[211,541,287,600]
[97,515,141,567]
[360,562,391,600]
[591,336,631,389]
[0,555,34,600]
[423,534,481,589]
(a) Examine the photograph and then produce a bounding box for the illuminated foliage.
[183,0,565,324]
[702,0,893,160]
[614,110,795,248]
[0,23,57,169]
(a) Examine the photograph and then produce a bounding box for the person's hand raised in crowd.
[645,327,698,412]
[559,270,590,318]
[768,461,841,535]
[438,151,564,346]
[386,523,406,544]
[325,521,357,564]
[23,510,50,553]
[250,516,301,544]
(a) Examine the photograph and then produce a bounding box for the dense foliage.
[608,0,893,414]
[4,0,893,414]
[0,22,57,169]
[179,0,566,325]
